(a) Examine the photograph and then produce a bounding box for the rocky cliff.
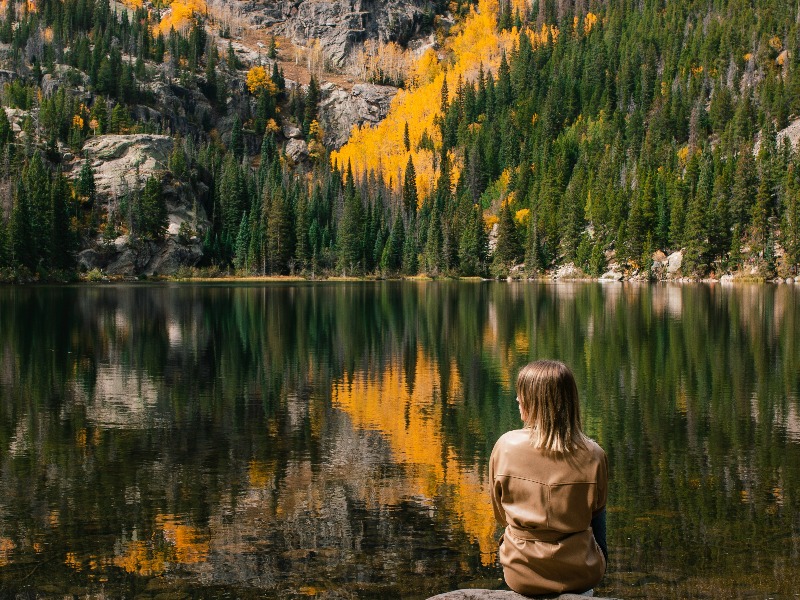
[75,135,211,277]
[238,0,441,67]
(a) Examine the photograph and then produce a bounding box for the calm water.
[0,282,799,599]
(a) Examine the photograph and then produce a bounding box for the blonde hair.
[516,360,588,453]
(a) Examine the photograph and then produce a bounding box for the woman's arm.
[591,507,608,563]
[489,442,507,526]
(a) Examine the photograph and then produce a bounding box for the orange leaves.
[332,0,545,199]
[246,66,277,95]
[584,12,598,35]
[410,48,441,87]
[155,0,206,34]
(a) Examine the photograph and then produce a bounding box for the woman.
[490,360,608,596]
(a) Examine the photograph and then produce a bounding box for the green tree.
[25,152,53,267]
[266,186,292,274]
[381,212,404,272]
[138,175,168,241]
[338,187,365,274]
[492,202,521,275]
[50,169,75,270]
[403,155,418,215]
[424,204,443,275]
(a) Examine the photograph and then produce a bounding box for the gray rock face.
[667,250,683,275]
[240,0,437,67]
[76,135,210,276]
[318,82,397,148]
[285,138,310,162]
[82,134,174,198]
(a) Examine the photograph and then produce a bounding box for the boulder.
[427,591,617,600]
[318,82,398,147]
[285,138,309,162]
[553,263,586,280]
[666,250,683,274]
[282,123,304,139]
[600,270,624,281]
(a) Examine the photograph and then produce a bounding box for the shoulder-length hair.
[516,360,588,453]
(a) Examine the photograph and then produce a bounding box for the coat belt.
[506,524,573,543]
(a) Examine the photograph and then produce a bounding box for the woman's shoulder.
[493,428,530,448]
[580,436,607,469]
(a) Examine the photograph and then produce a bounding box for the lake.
[0,282,798,599]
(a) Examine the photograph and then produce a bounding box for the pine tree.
[492,201,521,275]
[266,186,293,274]
[751,169,772,256]
[381,212,404,272]
[10,179,34,270]
[138,175,167,241]
[234,212,249,271]
[50,169,75,270]
[403,155,417,215]
[338,187,365,275]
[683,189,708,276]
[295,193,310,271]
[459,202,487,276]
[424,204,443,275]
[25,152,52,267]
[402,211,418,275]
[303,76,320,136]
[782,162,800,275]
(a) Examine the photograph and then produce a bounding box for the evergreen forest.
[0,0,800,280]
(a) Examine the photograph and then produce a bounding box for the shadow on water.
[0,282,798,598]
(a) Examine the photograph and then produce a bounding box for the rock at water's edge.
[426,591,619,600]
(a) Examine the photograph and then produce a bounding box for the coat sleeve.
[489,440,507,526]
[593,448,608,515]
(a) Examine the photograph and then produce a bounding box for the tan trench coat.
[489,429,608,595]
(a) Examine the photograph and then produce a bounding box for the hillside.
[0,0,799,281]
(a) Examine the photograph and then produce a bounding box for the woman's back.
[490,360,608,596]
[490,430,607,595]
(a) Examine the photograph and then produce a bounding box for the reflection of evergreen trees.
[0,284,799,595]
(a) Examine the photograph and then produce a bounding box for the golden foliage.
[266,118,280,135]
[331,0,545,199]
[155,0,206,34]
[769,36,782,51]
[515,208,530,226]
[584,12,598,35]
[246,66,277,95]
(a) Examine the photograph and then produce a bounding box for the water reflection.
[0,282,798,598]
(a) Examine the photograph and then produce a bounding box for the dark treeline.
[2,0,800,279]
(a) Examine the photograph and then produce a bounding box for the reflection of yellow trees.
[331,349,497,564]
[111,514,209,576]
[0,537,14,567]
